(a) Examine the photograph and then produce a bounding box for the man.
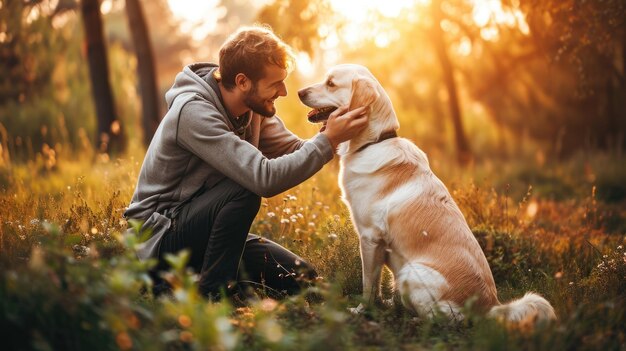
[124,26,368,299]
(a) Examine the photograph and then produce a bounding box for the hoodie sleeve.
[176,100,334,198]
[258,115,307,159]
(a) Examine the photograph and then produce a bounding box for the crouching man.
[124,26,367,299]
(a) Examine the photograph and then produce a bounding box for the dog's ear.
[349,78,379,111]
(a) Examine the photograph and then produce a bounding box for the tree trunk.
[125,0,161,147]
[430,0,471,165]
[80,0,125,154]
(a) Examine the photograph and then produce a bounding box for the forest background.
[0,0,625,350]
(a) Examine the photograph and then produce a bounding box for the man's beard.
[243,84,276,117]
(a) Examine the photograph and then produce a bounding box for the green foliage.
[1,151,625,349]
[0,3,141,162]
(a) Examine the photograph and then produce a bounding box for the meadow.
[0,143,624,351]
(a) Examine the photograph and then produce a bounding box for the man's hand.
[321,105,368,149]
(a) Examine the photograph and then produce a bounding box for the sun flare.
[167,0,223,40]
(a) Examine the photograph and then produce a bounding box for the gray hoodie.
[124,62,334,259]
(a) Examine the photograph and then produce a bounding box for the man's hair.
[217,25,296,90]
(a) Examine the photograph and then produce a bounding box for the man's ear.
[349,78,379,111]
[235,73,251,91]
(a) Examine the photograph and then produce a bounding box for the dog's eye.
[326,80,335,88]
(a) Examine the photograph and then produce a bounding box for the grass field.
[0,148,625,350]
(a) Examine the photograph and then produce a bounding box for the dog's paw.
[348,303,366,315]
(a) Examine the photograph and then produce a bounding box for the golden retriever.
[298,64,556,324]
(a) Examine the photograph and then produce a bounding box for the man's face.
[243,64,288,117]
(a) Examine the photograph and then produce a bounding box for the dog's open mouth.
[307,106,338,123]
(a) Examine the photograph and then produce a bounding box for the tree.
[257,0,333,57]
[125,0,160,147]
[80,0,125,154]
[430,0,472,165]
[461,0,626,155]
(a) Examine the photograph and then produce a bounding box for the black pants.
[152,178,317,298]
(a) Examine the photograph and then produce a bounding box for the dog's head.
[297,64,382,123]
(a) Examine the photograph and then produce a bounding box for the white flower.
[280,218,290,224]
[267,212,276,218]
[283,208,292,214]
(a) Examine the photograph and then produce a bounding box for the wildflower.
[280,218,290,224]
[115,332,132,350]
[288,195,297,201]
[308,222,315,227]
[297,213,304,219]
[178,315,192,328]
[267,212,276,218]
[259,298,278,312]
[283,208,292,214]
[179,331,193,343]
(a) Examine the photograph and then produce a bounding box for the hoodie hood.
[165,62,226,115]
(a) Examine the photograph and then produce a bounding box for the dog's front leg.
[359,233,386,306]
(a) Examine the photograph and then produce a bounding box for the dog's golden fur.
[299,64,556,324]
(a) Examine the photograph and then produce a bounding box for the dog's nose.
[297,89,307,99]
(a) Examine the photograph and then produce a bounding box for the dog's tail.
[488,292,556,324]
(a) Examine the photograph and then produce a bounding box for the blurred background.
[1,0,625,168]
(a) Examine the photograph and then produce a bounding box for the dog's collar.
[355,130,398,153]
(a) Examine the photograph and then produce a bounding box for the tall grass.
[0,148,624,350]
